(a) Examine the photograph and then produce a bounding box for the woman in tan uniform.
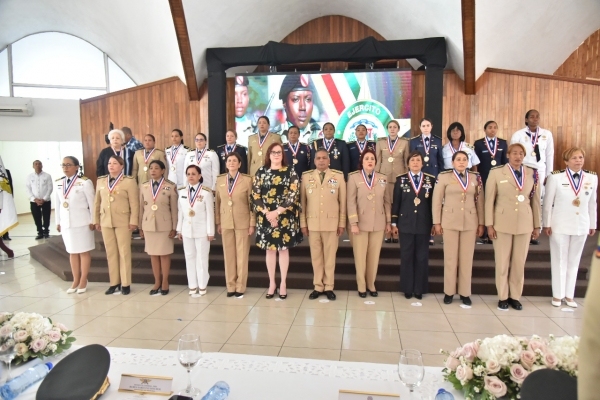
[216,152,255,298]
[247,116,282,176]
[433,150,484,306]
[347,149,392,297]
[485,143,541,311]
[376,120,409,243]
[94,155,139,295]
[139,160,178,295]
[132,134,167,185]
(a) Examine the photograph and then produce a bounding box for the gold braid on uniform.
[424,173,436,178]
[165,179,176,185]
[330,169,343,174]
[551,170,565,175]
[584,170,597,175]
[302,170,314,175]
[438,170,452,175]
[348,171,360,176]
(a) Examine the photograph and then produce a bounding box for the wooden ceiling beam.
[461,0,476,94]
[168,0,199,101]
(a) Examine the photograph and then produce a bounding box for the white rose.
[14,330,28,343]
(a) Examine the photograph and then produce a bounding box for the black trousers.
[399,233,430,294]
[30,201,51,234]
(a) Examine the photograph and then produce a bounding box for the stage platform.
[30,232,596,297]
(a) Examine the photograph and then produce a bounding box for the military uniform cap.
[235,76,249,87]
[279,74,315,100]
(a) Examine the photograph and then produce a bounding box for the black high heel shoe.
[266,288,277,299]
[367,289,378,297]
[384,238,392,243]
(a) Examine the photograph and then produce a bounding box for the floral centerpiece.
[441,334,578,400]
[0,312,76,364]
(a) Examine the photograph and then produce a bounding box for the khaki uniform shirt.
[215,173,255,230]
[432,170,484,231]
[347,170,391,232]
[375,137,410,181]
[93,175,139,227]
[300,169,347,231]
[132,149,167,184]
[247,133,282,176]
[138,179,178,232]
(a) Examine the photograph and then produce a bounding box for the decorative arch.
[554,28,600,80]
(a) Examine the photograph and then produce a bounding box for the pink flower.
[56,323,68,332]
[456,365,474,382]
[510,363,529,384]
[461,343,478,362]
[30,338,47,353]
[528,339,547,353]
[486,359,501,374]
[445,356,460,371]
[484,376,507,398]
[0,325,12,336]
[47,330,61,343]
[520,350,536,370]
[543,352,558,369]
[14,330,28,343]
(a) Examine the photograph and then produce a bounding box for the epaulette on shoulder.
[330,169,343,174]
[469,170,480,175]
[164,146,170,151]
[410,136,420,140]
[584,170,596,175]
[217,144,225,148]
[125,175,135,179]
[551,170,565,175]
[97,175,108,179]
[165,179,176,185]
[438,170,452,175]
[347,140,356,144]
[464,143,474,149]
[201,186,212,192]
[178,186,186,190]
[396,172,409,178]
[80,176,89,180]
[424,173,436,178]
[490,165,504,170]
[377,137,386,141]
[208,149,216,152]
[399,136,409,140]
[55,177,64,182]
[184,145,191,150]
[218,173,227,177]
[302,169,314,175]
[142,180,149,185]
[348,171,360,176]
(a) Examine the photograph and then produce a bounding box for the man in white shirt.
[25,160,53,239]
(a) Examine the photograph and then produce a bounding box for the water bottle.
[434,388,455,400]
[201,381,230,400]
[0,362,53,400]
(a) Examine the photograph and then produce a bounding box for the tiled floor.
[0,214,585,367]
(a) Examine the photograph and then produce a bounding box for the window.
[2,32,136,100]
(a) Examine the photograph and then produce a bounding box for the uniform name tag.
[499,180,508,183]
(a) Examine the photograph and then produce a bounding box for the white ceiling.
[1,0,598,88]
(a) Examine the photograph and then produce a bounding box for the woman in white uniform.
[543,147,597,308]
[165,128,190,188]
[442,122,480,171]
[177,164,214,297]
[55,156,95,293]
[184,132,219,193]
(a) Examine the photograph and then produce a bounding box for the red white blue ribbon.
[188,184,202,207]
[357,141,367,153]
[527,127,539,148]
[195,148,206,164]
[151,177,165,202]
[508,165,525,192]
[361,169,374,191]
[452,169,469,193]
[421,136,431,155]
[227,172,240,197]
[258,133,269,149]
[324,139,334,152]
[143,148,156,164]
[107,172,123,194]
[62,175,78,199]
[225,144,237,155]
[449,142,464,155]
[170,144,182,164]
[485,137,497,158]
[288,142,299,157]
[409,171,424,196]
[566,169,584,196]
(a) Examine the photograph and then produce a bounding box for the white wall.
[0,97,81,141]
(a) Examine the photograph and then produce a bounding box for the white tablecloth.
[17,347,463,399]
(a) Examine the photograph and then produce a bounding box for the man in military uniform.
[283,125,311,179]
[247,116,282,176]
[347,124,376,173]
[275,74,321,143]
[301,149,346,300]
[311,122,350,181]
[234,76,255,141]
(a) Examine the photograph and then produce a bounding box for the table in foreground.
[19,347,463,399]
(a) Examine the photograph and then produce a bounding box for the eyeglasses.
[195,138,206,142]
[60,164,76,167]
[270,151,282,155]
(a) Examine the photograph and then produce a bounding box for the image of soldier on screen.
[275,74,321,144]
[234,76,255,138]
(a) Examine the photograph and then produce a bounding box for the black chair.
[520,369,577,400]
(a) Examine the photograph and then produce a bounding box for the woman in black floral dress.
[252,143,302,299]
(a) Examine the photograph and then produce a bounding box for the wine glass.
[0,332,16,383]
[177,334,202,398]
[398,349,424,398]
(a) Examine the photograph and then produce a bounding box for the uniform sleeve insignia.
[184,145,191,150]
[465,143,475,149]
[584,170,597,175]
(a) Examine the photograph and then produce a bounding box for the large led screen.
[234,70,412,147]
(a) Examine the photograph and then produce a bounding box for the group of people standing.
[54,109,595,310]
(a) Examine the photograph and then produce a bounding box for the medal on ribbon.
[107,172,123,201]
[566,169,584,207]
[188,184,202,215]
[150,177,164,210]
[509,165,526,202]
[409,172,424,206]
[421,136,431,162]
[143,148,155,171]
[452,169,469,193]
[387,137,398,162]
[288,142,299,164]
[225,144,237,155]
[112,147,123,157]
[62,175,78,208]
[195,148,206,164]
[257,133,269,156]
[485,137,498,165]
[357,141,367,154]
[527,128,539,157]
[170,144,182,170]
[324,139,334,153]
[227,172,240,206]
[361,170,375,200]
[449,141,464,155]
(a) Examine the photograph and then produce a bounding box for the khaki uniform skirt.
[144,231,174,255]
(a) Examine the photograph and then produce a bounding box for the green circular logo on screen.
[336,99,395,141]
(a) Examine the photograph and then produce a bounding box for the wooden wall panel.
[410,70,600,177]
[80,77,201,183]
[555,29,600,81]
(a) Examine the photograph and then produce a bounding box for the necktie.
[67,178,71,185]
[109,177,115,184]
[319,171,325,183]
[459,173,465,179]
[229,177,234,190]
[488,139,495,150]
[573,173,580,186]
[412,174,419,185]
[515,170,522,179]
[424,137,430,145]
[368,174,372,180]
[190,186,195,194]
[152,181,158,190]
[227,146,232,153]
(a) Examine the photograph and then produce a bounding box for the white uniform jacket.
[442,142,480,170]
[183,149,219,191]
[55,176,95,229]
[165,145,190,187]
[511,128,554,178]
[176,185,215,238]
[542,169,597,236]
